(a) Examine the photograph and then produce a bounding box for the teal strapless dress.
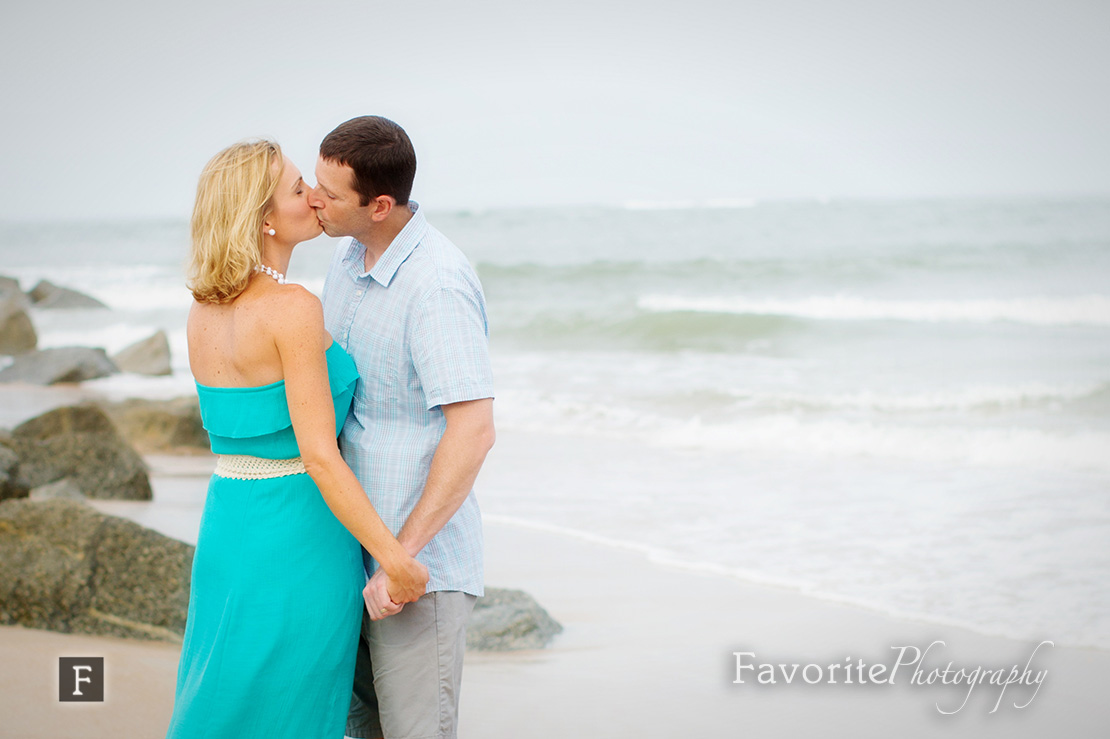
[166,342,364,739]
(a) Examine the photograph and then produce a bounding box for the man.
[310,116,495,739]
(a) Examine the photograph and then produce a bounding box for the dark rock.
[0,443,29,501]
[28,279,108,309]
[0,346,118,385]
[9,404,151,500]
[100,396,209,453]
[110,330,172,376]
[467,587,563,651]
[0,499,192,641]
[0,498,555,649]
[29,478,86,501]
[0,281,37,355]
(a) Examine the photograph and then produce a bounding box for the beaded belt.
[214,455,307,480]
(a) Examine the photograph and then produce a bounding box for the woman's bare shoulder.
[257,285,326,349]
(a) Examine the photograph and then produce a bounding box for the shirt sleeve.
[409,286,495,410]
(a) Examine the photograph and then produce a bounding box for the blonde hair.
[188,139,283,303]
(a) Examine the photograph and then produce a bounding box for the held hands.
[364,556,428,621]
[363,571,402,621]
[389,554,429,602]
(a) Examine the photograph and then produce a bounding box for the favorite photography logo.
[59,657,104,702]
[732,640,1053,715]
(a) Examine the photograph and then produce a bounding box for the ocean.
[2,197,1108,650]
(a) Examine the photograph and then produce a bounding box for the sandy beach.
[2,516,1106,738]
[1,383,1108,737]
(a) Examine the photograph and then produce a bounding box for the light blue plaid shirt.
[322,202,492,596]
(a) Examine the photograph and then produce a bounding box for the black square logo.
[59,657,104,702]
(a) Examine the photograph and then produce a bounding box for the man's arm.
[365,281,495,620]
[397,397,494,556]
[364,397,493,620]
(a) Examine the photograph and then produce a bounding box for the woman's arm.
[272,286,427,603]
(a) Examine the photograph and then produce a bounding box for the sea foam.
[638,293,1110,327]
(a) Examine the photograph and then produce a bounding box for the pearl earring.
[267,228,276,236]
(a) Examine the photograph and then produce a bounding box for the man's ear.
[370,195,396,222]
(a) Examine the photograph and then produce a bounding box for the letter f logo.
[59,658,104,702]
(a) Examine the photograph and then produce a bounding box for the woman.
[165,139,428,738]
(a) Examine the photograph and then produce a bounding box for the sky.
[0,0,1108,220]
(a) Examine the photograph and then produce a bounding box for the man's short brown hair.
[319,116,416,206]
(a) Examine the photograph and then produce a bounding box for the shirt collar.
[344,201,427,287]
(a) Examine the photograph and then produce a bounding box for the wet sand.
[2,521,1106,738]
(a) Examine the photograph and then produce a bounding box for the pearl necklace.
[255,264,287,284]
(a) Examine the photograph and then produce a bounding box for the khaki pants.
[346,591,477,739]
